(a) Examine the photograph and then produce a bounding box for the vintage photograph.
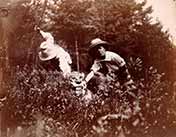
[0,0,176,137]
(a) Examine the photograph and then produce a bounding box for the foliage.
[2,57,175,137]
[1,0,175,136]
[5,0,174,77]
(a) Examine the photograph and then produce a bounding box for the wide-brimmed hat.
[39,42,58,61]
[89,38,109,50]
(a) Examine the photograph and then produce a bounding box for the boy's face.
[97,46,106,57]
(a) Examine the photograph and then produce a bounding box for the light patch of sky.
[136,0,176,45]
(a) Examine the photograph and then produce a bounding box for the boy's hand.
[34,26,40,32]
[82,80,87,88]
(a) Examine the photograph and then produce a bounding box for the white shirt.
[91,51,126,74]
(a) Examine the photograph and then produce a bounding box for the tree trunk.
[0,18,9,68]
[75,38,80,72]
[0,16,10,137]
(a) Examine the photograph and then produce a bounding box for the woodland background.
[0,0,176,137]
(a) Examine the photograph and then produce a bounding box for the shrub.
[2,58,175,137]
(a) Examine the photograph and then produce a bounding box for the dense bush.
[1,58,175,137]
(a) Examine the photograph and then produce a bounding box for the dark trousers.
[116,65,131,85]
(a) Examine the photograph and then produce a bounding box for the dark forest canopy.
[0,0,175,80]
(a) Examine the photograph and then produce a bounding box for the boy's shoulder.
[106,51,125,63]
[106,51,122,58]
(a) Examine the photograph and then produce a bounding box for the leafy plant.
[2,58,174,137]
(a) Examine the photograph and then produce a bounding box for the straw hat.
[39,42,58,61]
[89,38,109,49]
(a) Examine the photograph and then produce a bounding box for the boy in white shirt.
[36,27,72,77]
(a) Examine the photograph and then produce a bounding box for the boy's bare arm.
[85,71,94,83]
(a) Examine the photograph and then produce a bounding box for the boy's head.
[89,38,109,59]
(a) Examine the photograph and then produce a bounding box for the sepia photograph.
[0,0,176,137]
